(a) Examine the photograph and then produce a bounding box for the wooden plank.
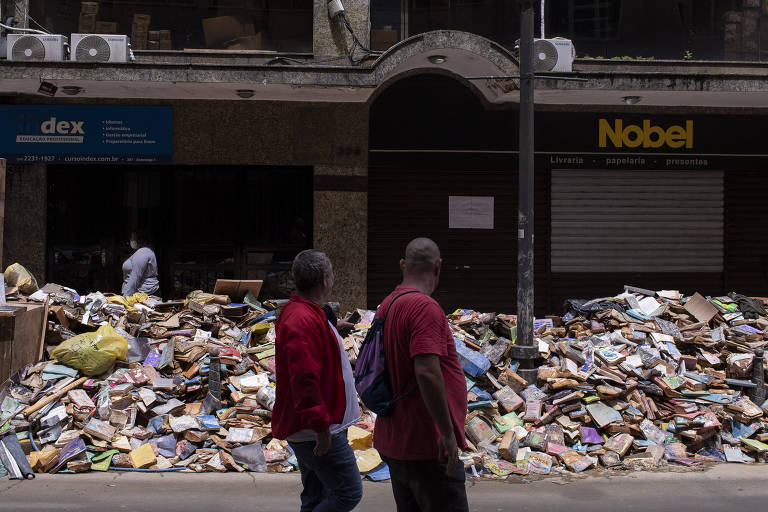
[38,297,50,361]
[9,304,44,380]
[0,316,11,383]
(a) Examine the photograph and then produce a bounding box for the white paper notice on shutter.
[448,196,494,229]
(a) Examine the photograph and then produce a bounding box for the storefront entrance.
[47,165,313,299]
[368,73,550,314]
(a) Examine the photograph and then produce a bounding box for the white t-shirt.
[287,320,361,442]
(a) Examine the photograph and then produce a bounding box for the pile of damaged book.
[430,286,768,477]
[2,277,768,480]
[0,281,379,479]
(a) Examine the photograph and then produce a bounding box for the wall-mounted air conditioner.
[71,33,129,62]
[533,37,575,73]
[7,34,66,61]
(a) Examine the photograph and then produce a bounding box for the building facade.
[2,0,768,314]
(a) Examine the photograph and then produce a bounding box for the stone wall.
[724,1,768,61]
[3,164,46,282]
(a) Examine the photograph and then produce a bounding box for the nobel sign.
[599,119,693,149]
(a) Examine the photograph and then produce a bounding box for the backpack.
[354,291,419,416]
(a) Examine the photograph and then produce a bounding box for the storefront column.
[314,165,367,312]
[4,164,46,281]
[313,0,370,57]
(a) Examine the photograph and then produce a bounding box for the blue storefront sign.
[0,105,173,163]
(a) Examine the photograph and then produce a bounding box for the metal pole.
[750,348,766,405]
[513,0,538,385]
[208,347,221,401]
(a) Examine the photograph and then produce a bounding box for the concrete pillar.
[313,0,370,58]
[3,164,46,282]
[742,4,761,60]
[313,165,367,313]
[723,11,743,60]
[12,0,28,28]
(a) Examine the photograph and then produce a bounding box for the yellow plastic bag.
[51,323,129,376]
[125,292,148,306]
[4,263,39,295]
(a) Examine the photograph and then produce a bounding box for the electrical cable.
[339,12,382,65]
[0,21,47,34]
[13,0,50,34]
[26,15,50,34]
[28,429,39,453]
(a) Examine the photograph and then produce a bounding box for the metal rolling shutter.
[725,171,768,295]
[551,169,724,273]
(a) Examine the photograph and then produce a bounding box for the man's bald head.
[403,237,441,275]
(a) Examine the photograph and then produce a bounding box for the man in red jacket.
[374,238,469,512]
[273,249,362,512]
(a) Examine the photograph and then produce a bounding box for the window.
[48,165,313,298]
[371,0,518,51]
[28,0,313,52]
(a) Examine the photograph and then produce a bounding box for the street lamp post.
[510,0,539,385]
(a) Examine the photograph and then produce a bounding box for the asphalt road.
[0,463,766,512]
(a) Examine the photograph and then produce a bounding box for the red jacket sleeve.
[280,317,333,432]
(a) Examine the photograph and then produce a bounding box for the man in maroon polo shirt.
[273,249,362,512]
[374,237,469,512]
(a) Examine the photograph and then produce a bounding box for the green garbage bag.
[51,323,128,376]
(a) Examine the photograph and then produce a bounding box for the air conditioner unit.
[533,37,575,73]
[71,33,129,62]
[7,34,66,61]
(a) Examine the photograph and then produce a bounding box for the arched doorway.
[367,73,531,313]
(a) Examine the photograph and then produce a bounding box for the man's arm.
[413,353,458,473]
[282,323,333,433]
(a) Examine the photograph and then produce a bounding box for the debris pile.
[1,280,768,479]
[0,284,341,477]
[434,286,768,477]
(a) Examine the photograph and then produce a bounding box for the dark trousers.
[288,432,363,512]
[382,455,469,512]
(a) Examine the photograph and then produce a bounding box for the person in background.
[272,249,362,512]
[374,237,469,512]
[121,231,160,297]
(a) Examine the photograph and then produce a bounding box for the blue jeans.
[288,431,363,512]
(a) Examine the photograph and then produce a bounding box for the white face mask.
[130,240,138,250]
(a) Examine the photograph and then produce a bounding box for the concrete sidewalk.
[1,463,766,511]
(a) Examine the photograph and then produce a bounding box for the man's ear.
[399,258,406,272]
[434,259,442,276]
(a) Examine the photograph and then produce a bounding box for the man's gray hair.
[292,249,332,292]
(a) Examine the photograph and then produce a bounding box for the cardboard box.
[159,40,172,50]
[371,29,398,51]
[225,34,265,51]
[147,40,160,50]
[133,14,151,26]
[78,13,97,33]
[202,16,255,48]
[131,22,148,36]
[148,30,161,41]
[80,2,99,15]
[213,280,263,302]
[95,21,118,34]
[159,30,171,41]
[131,21,148,49]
